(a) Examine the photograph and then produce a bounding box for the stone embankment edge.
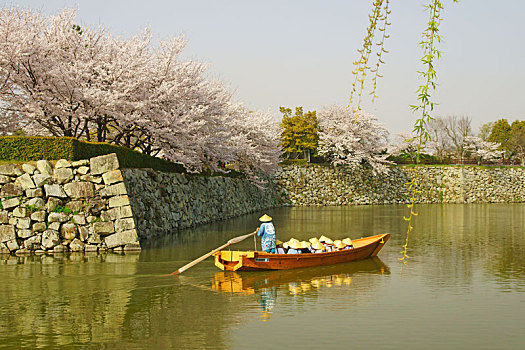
[0,154,140,255]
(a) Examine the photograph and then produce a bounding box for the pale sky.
[3,0,525,134]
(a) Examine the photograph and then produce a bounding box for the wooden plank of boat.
[213,233,390,271]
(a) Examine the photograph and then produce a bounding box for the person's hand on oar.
[168,230,257,276]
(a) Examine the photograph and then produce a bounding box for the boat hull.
[214,233,390,271]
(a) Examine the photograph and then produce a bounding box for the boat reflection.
[212,257,389,320]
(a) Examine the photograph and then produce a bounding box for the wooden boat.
[213,233,389,271]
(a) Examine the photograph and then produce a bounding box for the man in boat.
[257,214,277,253]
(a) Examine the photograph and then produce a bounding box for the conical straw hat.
[309,237,319,244]
[259,214,272,222]
[289,240,304,249]
[276,239,283,246]
[311,241,324,250]
[334,240,346,249]
[323,238,334,245]
[319,235,332,243]
[300,241,309,248]
[342,238,353,246]
[283,242,289,249]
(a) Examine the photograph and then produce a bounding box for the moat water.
[1,204,524,349]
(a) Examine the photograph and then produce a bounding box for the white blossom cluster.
[0,8,280,175]
[317,105,391,174]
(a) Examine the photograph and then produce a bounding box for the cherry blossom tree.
[464,136,503,164]
[0,7,280,175]
[317,105,391,174]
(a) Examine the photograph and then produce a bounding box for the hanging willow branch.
[399,0,446,264]
[348,0,391,112]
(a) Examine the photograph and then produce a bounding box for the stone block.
[55,159,72,169]
[99,182,127,197]
[93,221,114,236]
[60,223,77,240]
[87,233,101,244]
[0,211,7,224]
[44,184,68,198]
[108,195,130,208]
[32,222,47,232]
[48,222,61,231]
[77,166,90,175]
[72,159,89,167]
[13,207,27,218]
[0,175,10,184]
[0,224,16,242]
[123,243,141,251]
[90,153,119,175]
[32,174,51,187]
[100,210,115,222]
[84,244,98,252]
[67,200,84,213]
[2,198,20,209]
[6,238,19,252]
[27,197,45,209]
[22,164,36,174]
[25,188,44,198]
[80,175,102,184]
[15,173,36,189]
[64,182,95,199]
[115,218,135,232]
[1,183,24,197]
[46,198,62,213]
[78,226,89,241]
[53,245,67,253]
[104,229,138,248]
[70,238,84,252]
[42,230,60,249]
[18,229,33,239]
[53,167,73,184]
[16,217,31,229]
[0,164,22,176]
[36,160,53,175]
[31,210,46,222]
[72,214,86,225]
[48,212,70,223]
[24,235,41,249]
[102,170,123,185]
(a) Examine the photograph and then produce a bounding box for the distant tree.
[488,119,511,155]
[464,136,503,165]
[427,118,452,162]
[441,115,472,163]
[317,105,390,174]
[509,120,525,165]
[478,122,494,141]
[279,107,318,162]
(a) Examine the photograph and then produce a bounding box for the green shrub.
[0,136,186,173]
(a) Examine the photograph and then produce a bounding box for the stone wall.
[121,169,282,240]
[0,154,140,255]
[276,164,525,205]
[4,156,523,255]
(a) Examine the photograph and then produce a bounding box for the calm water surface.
[1,204,524,349]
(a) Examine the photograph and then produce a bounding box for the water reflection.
[212,257,389,321]
[0,252,139,349]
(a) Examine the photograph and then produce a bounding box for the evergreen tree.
[509,120,525,165]
[279,107,318,162]
[488,119,511,155]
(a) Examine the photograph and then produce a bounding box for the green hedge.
[0,136,186,173]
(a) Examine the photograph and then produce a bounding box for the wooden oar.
[169,230,258,276]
